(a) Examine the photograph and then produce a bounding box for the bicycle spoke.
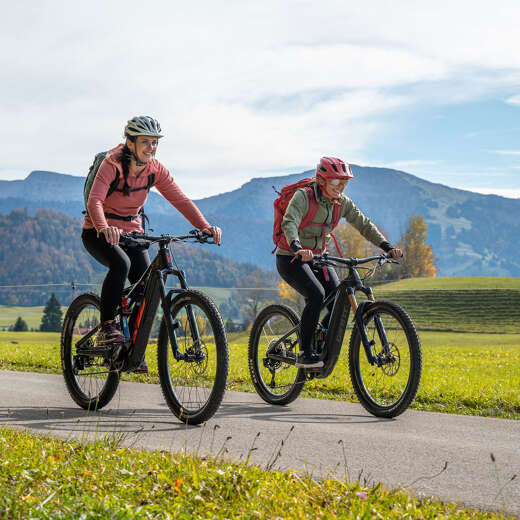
[61,293,120,410]
[157,290,228,424]
[349,301,421,418]
[248,305,306,405]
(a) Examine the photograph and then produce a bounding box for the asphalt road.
[0,370,518,516]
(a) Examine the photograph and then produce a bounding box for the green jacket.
[277,182,387,256]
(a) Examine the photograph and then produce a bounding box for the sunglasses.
[328,178,349,187]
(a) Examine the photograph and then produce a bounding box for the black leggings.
[276,255,340,356]
[82,228,150,322]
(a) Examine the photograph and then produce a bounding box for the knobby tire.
[61,292,120,411]
[348,300,422,418]
[157,290,228,425]
[248,304,306,405]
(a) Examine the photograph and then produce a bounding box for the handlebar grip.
[189,229,214,244]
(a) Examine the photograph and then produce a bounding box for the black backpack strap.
[112,172,155,194]
[106,168,121,198]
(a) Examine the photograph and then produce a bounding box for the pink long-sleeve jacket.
[83,144,210,233]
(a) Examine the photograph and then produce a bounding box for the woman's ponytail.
[121,143,132,197]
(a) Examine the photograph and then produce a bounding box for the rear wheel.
[248,304,305,405]
[157,290,228,425]
[348,301,421,418]
[61,293,120,410]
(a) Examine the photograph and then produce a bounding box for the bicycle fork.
[159,268,202,362]
[350,288,390,366]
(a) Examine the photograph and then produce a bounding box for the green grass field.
[0,286,232,331]
[0,305,45,330]
[3,277,520,334]
[2,427,509,520]
[1,330,518,420]
[377,276,520,291]
[361,288,520,333]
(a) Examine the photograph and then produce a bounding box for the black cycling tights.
[82,228,150,323]
[276,255,340,357]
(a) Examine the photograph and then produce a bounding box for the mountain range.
[1,166,519,276]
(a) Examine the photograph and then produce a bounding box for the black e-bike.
[248,253,422,418]
[61,230,228,424]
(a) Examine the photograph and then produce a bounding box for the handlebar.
[119,229,215,247]
[312,252,398,268]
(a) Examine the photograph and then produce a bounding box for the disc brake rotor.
[379,343,400,376]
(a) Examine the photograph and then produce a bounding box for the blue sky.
[1,1,520,198]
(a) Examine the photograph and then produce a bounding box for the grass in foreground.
[1,330,519,420]
[0,427,513,519]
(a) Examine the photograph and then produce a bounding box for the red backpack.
[272,178,343,256]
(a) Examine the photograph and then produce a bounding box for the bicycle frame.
[76,236,203,372]
[125,240,207,370]
[267,255,392,378]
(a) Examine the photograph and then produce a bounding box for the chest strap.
[104,212,139,222]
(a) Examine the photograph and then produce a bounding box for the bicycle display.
[60,230,229,424]
[248,253,422,418]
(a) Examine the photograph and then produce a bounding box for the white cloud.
[487,150,520,156]
[462,187,520,199]
[505,95,520,105]
[1,1,520,196]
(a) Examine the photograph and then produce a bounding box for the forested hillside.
[2,167,520,275]
[0,209,275,305]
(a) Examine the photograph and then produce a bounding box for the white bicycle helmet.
[124,116,163,138]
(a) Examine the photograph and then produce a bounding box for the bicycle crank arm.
[266,352,297,365]
[76,346,112,357]
[75,325,100,350]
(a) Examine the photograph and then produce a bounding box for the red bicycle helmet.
[316,157,354,181]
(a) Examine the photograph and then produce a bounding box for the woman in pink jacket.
[82,116,221,371]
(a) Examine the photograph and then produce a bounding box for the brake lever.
[189,229,214,244]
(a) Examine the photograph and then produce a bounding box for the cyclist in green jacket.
[276,157,402,368]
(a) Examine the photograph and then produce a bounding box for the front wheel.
[348,301,422,418]
[248,304,305,405]
[157,290,228,425]
[61,292,120,410]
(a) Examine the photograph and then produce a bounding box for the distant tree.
[277,280,305,312]
[398,215,437,278]
[40,293,63,332]
[12,316,28,332]
[236,269,273,327]
[225,318,241,333]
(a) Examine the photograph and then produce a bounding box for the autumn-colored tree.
[277,280,305,312]
[333,223,396,282]
[334,223,378,258]
[399,215,436,278]
[180,314,207,336]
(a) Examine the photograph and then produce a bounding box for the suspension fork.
[349,288,375,364]
[158,266,201,361]
[176,269,201,344]
[351,287,390,365]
